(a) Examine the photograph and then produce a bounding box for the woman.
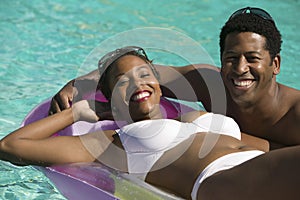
[0,46,299,199]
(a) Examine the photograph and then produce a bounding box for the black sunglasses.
[229,7,274,23]
[98,46,149,74]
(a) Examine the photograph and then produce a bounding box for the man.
[49,7,300,149]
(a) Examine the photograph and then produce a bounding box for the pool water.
[0,0,299,199]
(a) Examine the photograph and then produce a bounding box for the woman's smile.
[130,90,152,102]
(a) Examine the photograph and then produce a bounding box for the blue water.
[0,0,299,199]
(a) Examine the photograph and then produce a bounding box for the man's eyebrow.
[245,51,263,55]
[224,50,263,55]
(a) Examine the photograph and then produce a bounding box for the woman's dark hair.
[219,13,282,62]
[97,50,160,100]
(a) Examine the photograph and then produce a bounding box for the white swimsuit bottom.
[191,150,264,200]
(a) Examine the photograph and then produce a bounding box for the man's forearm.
[73,69,101,96]
[76,69,100,81]
[154,64,222,112]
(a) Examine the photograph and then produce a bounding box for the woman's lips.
[130,91,151,102]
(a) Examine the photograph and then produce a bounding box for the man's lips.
[130,90,151,102]
[232,79,254,88]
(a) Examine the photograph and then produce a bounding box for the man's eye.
[247,56,260,62]
[225,56,238,61]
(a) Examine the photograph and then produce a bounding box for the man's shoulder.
[278,83,300,117]
[291,90,300,118]
[278,83,300,97]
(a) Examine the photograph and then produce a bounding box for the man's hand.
[49,69,101,115]
[49,78,100,115]
[49,80,78,115]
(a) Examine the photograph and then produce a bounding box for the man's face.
[220,32,280,105]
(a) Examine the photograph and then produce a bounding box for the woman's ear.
[273,54,281,75]
[159,86,162,97]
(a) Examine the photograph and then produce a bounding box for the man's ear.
[273,54,281,75]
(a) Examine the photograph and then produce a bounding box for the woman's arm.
[0,100,113,166]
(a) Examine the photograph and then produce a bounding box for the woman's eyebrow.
[113,65,150,80]
[136,65,151,71]
[114,73,125,80]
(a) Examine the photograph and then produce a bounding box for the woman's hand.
[72,100,99,122]
[72,100,113,122]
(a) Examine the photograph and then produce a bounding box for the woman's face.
[107,55,162,122]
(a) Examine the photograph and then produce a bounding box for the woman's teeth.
[131,91,150,101]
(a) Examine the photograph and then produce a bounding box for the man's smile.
[233,79,254,88]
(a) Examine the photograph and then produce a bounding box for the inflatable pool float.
[21,93,194,200]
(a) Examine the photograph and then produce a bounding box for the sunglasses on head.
[98,46,149,74]
[229,7,274,23]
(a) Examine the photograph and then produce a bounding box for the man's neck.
[228,82,281,121]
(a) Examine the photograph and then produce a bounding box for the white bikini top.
[115,113,241,178]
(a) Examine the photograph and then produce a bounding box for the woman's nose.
[130,77,144,89]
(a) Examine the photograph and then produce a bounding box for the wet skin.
[48,38,300,148]
[107,55,163,122]
[104,55,267,198]
[220,32,300,147]
[221,32,279,106]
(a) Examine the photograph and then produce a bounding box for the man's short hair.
[219,13,282,61]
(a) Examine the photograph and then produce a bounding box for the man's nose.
[233,56,249,74]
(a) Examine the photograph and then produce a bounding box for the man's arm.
[49,69,100,114]
[241,133,270,152]
[156,64,224,112]
[49,64,223,114]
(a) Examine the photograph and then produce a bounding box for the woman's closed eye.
[140,72,150,78]
[137,67,152,78]
[116,77,129,86]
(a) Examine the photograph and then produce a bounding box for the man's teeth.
[234,80,253,87]
[132,92,150,101]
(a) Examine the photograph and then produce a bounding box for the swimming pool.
[0,0,299,199]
